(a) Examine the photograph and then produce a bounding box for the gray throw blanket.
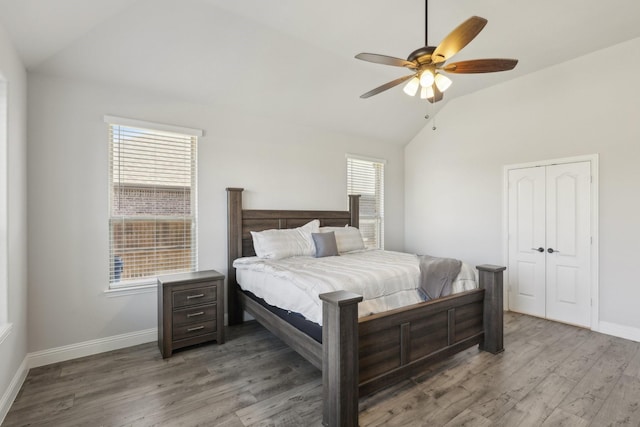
[418,255,462,300]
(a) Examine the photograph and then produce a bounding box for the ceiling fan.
[356,0,518,103]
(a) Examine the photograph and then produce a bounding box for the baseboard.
[28,327,158,369]
[0,356,28,425]
[598,321,640,343]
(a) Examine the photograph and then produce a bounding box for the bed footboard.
[320,265,505,427]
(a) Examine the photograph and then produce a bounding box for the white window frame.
[346,154,385,250]
[0,77,10,340]
[104,116,203,291]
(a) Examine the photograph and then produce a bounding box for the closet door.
[507,161,592,328]
[545,162,591,327]
[508,167,546,317]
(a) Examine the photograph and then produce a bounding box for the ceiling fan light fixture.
[434,73,452,92]
[403,76,420,96]
[419,70,434,87]
[355,0,518,102]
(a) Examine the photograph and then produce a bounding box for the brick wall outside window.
[110,184,194,283]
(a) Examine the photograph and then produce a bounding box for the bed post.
[226,187,244,325]
[476,264,506,354]
[348,194,360,228]
[320,291,363,427]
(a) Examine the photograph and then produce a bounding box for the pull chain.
[431,102,437,130]
[424,98,436,130]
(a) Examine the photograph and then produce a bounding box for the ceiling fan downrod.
[425,0,429,47]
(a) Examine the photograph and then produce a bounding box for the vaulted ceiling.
[2,0,640,144]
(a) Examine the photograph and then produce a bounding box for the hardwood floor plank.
[494,372,577,427]
[412,347,495,391]
[127,390,255,427]
[551,330,612,383]
[112,372,259,426]
[558,335,638,422]
[2,393,75,426]
[590,374,640,426]
[359,382,447,426]
[623,342,640,379]
[443,409,492,427]
[235,379,322,426]
[465,391,519,422]
[11,347,192,408]
[540,407,589,427]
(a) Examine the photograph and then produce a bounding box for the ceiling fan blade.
[427,85,444,103]
[443,58,518,73]
[360,74,415,98]
[432,16,488,64]
[355,53,417,69]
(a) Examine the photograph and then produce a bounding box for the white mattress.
[233,249,477,325]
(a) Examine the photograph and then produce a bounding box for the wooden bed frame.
[226,188,505,426]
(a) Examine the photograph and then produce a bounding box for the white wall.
[405,37,640,331]
[27,72,405,352]
[0,22,28,419]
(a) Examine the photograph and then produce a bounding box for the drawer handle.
[187,326,205,332]
[187,311,205,318]
[186,294,205,300]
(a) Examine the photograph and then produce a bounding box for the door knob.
[531,247,544,253]
[547,248,559,254]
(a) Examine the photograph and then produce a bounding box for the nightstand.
[158,270,225,358]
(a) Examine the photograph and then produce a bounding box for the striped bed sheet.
[233,249,477,325]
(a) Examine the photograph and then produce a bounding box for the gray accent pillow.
[312,231,339,258]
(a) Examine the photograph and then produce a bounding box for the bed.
[226,188,505,426]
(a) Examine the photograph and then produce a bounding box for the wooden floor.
[5,312,640,426]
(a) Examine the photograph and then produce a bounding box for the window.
[347,155,385,249]
[106,116,201,288]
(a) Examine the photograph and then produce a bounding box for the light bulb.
[403,77,420,96]
[425,86,435,99]
[419,70,434,87]
[434,73,452,92]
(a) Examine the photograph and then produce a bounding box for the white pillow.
[319,225,365,253]
[251,219,319,259]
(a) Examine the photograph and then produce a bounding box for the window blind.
[108,123,198,287]
[347,156,385,249]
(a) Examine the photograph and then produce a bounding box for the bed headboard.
[226,187,360,324]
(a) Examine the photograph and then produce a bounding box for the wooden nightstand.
[158,270,225,358]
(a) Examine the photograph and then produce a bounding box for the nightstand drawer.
[172,285,217,308]
[172,320,217,341]
[173,304,216,327]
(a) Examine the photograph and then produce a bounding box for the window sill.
[103,283,157,298]
[0,323,13,345]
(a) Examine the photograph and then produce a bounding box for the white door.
[508,167,546,318]
[508,161,592,328]
[545,162,591,327]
